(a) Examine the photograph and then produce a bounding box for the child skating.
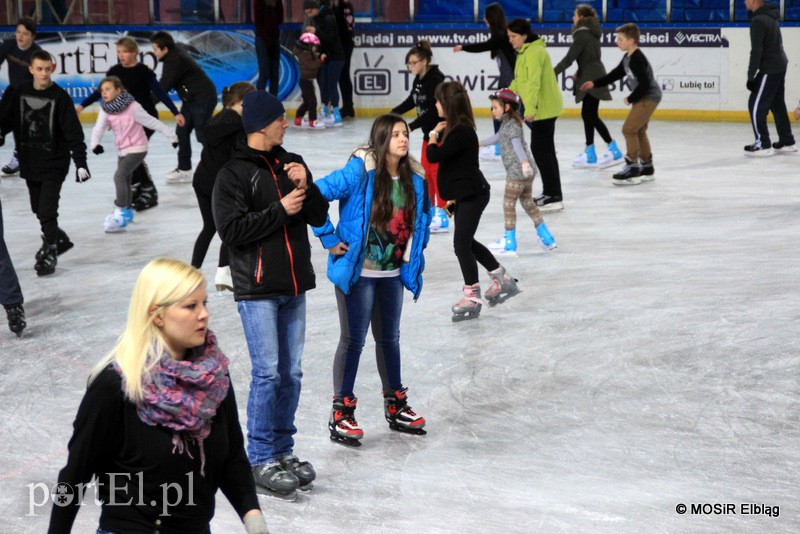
[479,89,556,255]
[90,76,177,232]
[291,32,326,129]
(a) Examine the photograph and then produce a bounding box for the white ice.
[0,116,798,533]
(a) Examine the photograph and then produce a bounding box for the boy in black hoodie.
[213,90,328,501]
[0,50,90,276]
[743,0,795,156]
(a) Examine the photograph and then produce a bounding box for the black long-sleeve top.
[460,31,515,87]
[158,44,218,103]
[0,38,42,87]
[425,124,489,201]
[48,366,259,534]
[79,63,179,117]
[310,6,345,60]
[253,0,284,42]
[192,108,245,197]
[391,65,445,141]
[747,3,788,80]
[592,49,662,104]
[0,81,87,181]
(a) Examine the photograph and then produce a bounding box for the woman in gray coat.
[554,4,623,168]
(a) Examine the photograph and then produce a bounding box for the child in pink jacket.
[90,76,177,232]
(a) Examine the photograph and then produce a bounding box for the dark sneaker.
[743,143,773,157]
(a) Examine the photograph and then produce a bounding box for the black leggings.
[191,188,228,269]
[528,118,562,198]
[452,190,499,285]
[581,95,613,146]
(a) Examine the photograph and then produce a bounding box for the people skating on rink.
[554,4,624,169]
[0,17,41,177]
[0,49,89,277]
[426,81,520,321]
[452,1,515,159]
[742,0,796,156]
[76,36,185,212]
[480,89,557,255]
[190,81,255,292]
[212,90,329,501]
[391,40,449,233]
[303,0,345,126]
[292,32,326,129]
[89,76,178,233]
[0,194,25,337]
[149,31,218,184]
[507,18,565,212]
[311,114,430,446]
[580,23,662,185]
[47,258,269,534]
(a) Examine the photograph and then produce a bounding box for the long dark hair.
[574,4,599,30]
[434,81,475,143]
[366,114,416,230]
[484,3,507,35]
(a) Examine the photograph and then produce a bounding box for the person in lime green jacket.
[508,18,565,212]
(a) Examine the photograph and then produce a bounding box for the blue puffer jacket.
[313,149,431,300]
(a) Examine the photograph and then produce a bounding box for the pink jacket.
[90,101,177,156]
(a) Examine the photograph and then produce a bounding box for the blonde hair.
[89,258,206,403]
[116,37,139,53]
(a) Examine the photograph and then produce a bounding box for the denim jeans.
[177,97,217,171]
[333,276,404,398]
[238,295,306,465]
[255,34,281,95]
[319,59,345,108]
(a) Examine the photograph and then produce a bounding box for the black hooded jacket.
[747,3,788,81]
[193,108,245,196]
[391,65,446,141]
[212,143,329,301]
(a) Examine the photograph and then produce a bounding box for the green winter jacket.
[509,39,564,121]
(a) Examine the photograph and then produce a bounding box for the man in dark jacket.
[744,0,795,156]
[150,31,218,181]
[212,90,328,500]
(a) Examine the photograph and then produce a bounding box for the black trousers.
[748,70,795,148]
[528,117,562,198]
[25,179,64,244]
[452,190,499,285]
[191,187,229,269]
[339,41,354,110]
[581,95,613,146]
[297,79,318,121]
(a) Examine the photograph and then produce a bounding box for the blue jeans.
[177,97,217,171]
[333,276,404,398]
[0,197,23,306]
[238,296,306,465]
[319,59,345,108]
[255,34,281,95]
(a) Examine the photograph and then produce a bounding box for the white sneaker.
[215,266,233,292]
[104,208,128,233]
[165,168,193,184]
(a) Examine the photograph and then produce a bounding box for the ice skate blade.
[298,482,314,492]
[597,158,624,169]
[486,288,521,308]
[572,162,597,169]
[612,177,642,186]
[388,423,427,435]
[429,227,449,234]
[255,484,298,502]
[494,249,518,256]
[452,311,480,322]
[330,434,363,447]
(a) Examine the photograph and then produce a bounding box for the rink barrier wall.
[1,24,798,123]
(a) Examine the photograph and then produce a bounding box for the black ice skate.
[452,283,483,322]
[640,160,655,182]
[329,396,364,447]
[384,388,427,435]
[484,266,520,307]
[278,455,316,492]
[612,158,642,185]
[35,231,73,262]
[5,304,26,337]
[34,242,57,276]
[133,164,159,211]
[252,463,299,502]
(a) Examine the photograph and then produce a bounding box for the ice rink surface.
[0,116,798,533]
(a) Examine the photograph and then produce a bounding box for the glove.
[243,513,269,534]
[75,167,91,183]
[746,79,757,92]
[172,142,178,149]
[522,160,534,178]
[92,145,104,155]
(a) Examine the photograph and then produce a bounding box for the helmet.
[490,88,521,107]
[299,32,321,46]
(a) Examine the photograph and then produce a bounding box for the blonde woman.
[49,258,268,534]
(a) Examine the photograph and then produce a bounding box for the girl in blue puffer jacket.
[312,114,431,446]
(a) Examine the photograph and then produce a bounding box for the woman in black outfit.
[191,82,255,291]
[426,81,519,322]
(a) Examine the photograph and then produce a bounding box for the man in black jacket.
[744,0,795,156]
[150,31,217,182]
[212,90,328,501]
